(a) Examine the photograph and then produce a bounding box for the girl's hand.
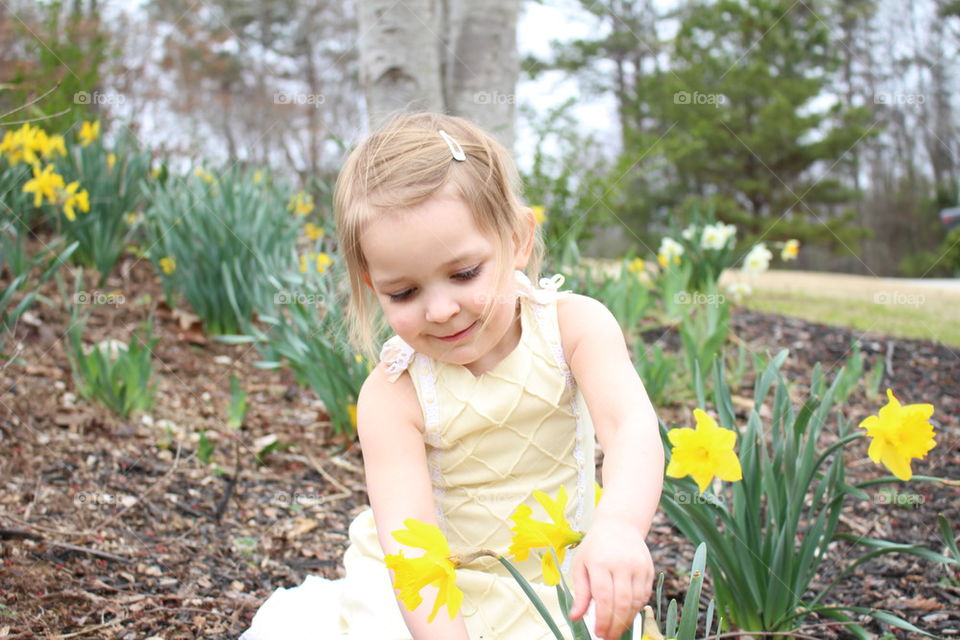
[568,516,654,640]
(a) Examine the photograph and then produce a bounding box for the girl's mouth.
[437,321,477,342]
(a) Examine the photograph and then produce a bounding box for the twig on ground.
[0,527,131,564]
[301,450,353,505]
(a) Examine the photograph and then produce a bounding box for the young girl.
[241,113,663,640]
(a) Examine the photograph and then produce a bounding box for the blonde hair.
[334,112,544,362]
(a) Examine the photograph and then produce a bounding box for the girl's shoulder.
[556,292,622,367]
[357,346,424,436]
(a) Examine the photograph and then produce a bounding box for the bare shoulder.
[556,292,624,363]
[357,362,425,438]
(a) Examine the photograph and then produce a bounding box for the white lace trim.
[379,335,415,383]
[413,354,446,528]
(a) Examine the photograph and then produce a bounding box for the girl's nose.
[424,293,460,324]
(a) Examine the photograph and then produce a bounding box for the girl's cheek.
[386,308,416,336]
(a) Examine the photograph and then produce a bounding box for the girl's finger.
[609,571,634,638]
[569,556,591,621]
[591,570,614,638]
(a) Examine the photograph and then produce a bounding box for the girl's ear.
[513,207,537,269]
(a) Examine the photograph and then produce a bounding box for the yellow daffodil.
[288,191,314,216]
[384,519,463,622]
[0,129,17,162]
[1,123,47,165]
[125,212,140,225]
[107,152,117,170]
[62,181,90,221]
[347,404,358,429]
[316,252,332,274]
[41,133,66,159]
[531,205,546,225]
[594,482,602,507]
[194,167,215,184]
[304,222,324,240]
[657,253,681,268]
[79,120,100,147]
[159,257,176,275]
[781,239,800,261]
[859,389,936,481]
[508,486,584,586]
[23,163,65,207]
[666,409,743,494]
[627,257,645,274]
[252,169,263,184]
[150,166,162,180]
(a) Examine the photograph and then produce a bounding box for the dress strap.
[379,335,416,383]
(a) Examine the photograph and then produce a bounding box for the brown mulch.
[1,254,958,639]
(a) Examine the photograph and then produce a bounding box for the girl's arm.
[557,293,664,640]
[356,364,471,640]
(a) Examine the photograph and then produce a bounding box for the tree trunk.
[357,0,444,128]
[356,0,520,148]
[445,0,520,147]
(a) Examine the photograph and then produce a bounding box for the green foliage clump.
[143,166,299,335]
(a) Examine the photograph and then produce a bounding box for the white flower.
[743,243,773,275]
[700,224,726,250]
[659,237,685,260]
[726,281,752,303]
[681,225,697,241]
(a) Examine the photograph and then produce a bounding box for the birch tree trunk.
[444,0,521,147]
[357,0,445,128]
[356,0,520,148]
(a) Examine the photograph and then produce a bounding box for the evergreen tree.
[626,0,875,249]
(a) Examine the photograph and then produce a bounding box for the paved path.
[719,269,960,302]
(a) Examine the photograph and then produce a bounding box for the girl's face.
[360,185,531,372]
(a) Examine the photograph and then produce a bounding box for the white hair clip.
[438,129,466,162]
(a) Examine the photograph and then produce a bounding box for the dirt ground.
[1,256,958,639]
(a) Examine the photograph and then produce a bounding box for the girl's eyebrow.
[374,253,480,288]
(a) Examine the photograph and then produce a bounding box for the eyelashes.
[387,265,482,302]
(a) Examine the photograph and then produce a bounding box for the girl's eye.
[388,289,412,302]
[386,265,481,303]
[453,265,481,281]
